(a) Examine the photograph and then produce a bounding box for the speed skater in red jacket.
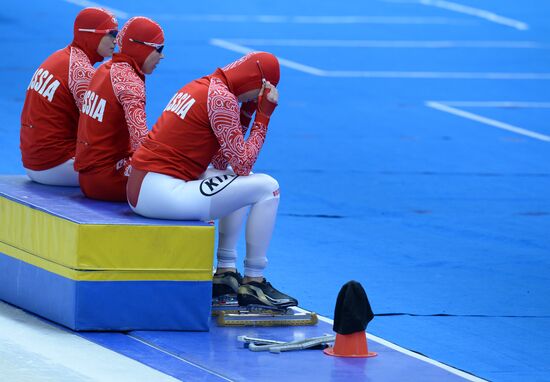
[20,7,118,186]
[74,16,164,201]
[127,52,298,309]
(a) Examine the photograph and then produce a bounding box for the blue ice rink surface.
[1,1,550,381]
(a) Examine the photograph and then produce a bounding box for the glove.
[255,84,278,125]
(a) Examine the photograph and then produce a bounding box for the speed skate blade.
[212,295,239,316]
[212,296,288,316]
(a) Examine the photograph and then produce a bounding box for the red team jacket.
[131,52,280,182]
[74,55,147,175]
[20,46,93,170]
[20,7,118,172]
[131,74,219,181]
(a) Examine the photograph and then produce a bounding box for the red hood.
[217,52,280,96]
[116,16,164,70]
[71,7,118,64]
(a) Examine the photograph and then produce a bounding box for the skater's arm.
[207,78,267,176]
[111,62,148,152]
[68,47,95,111]
[211,100,258,170]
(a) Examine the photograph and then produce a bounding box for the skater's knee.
[254,173,280,199]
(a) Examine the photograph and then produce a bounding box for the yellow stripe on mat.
[0,197,214,271]
[0,241,213,282]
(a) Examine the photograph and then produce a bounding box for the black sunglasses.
[78,28,118,38]
[129,38,164,54]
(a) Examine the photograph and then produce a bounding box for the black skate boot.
[212,271,243,298]
[237,279,298,309]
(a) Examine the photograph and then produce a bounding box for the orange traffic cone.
[323,280,377,358]
[323,331,377,358]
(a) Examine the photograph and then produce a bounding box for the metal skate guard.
[238,334,335,353]
[212,295,318,327]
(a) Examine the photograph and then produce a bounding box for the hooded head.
[116,17,164,71]
[220,52,280,97]
[72,7,118,64]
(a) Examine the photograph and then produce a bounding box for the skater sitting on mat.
[74,16,164,201]
[127,52,297,309]
[20,7,118,186]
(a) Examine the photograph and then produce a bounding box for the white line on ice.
[418,0,528,30]
[210,39,550,80]
[210,39,326,76]
[323,71,550,79]
[63,0,129,19]
[150,14,466,25]
[426,101,550,142]
[430,101,550,108]
[220,39,546,49]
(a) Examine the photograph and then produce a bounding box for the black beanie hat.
[332,280,374,335]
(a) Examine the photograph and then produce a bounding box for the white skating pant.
[25,158,79,186]
[130,168,280,277]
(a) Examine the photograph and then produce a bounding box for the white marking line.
[127,334,235,382]
[210,39,326,76]
[211,39,550,80]
[63,0,129,19]
[432,101,550,108]
[419,0,528,30]
[152,14,465,25]
[222,39,547,49]
[426,101,550,142]
[324,71,550,79]
[294,308,487,382]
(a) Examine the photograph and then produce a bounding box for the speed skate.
[212,295,318,327]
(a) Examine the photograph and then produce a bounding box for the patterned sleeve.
[111,63,148,151]
[211,149,228,170]
[207,78,267,176]
[68,47,95,111]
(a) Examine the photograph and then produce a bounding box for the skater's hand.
[257,81,278,118]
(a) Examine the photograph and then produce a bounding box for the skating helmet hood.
[220,52,280,97]
[116,17,164,70]
[72,7,118,64]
